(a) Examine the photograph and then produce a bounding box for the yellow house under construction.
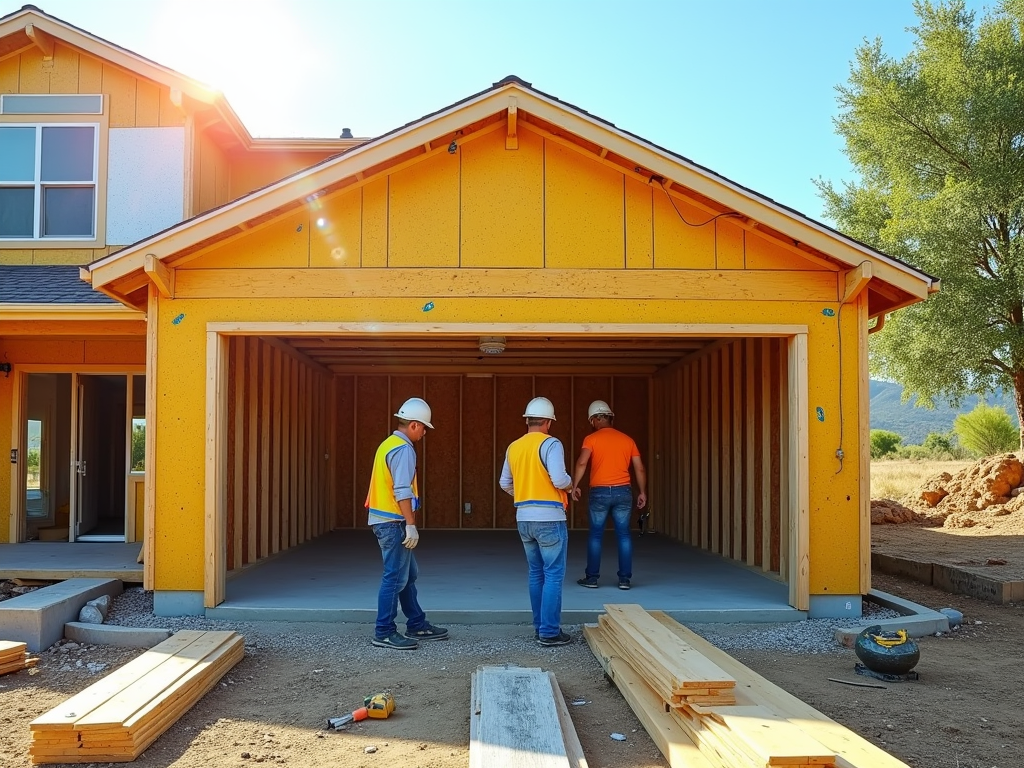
[1,6,937,618]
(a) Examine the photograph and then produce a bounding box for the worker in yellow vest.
[499,397,574,646]
[365,397,448,650]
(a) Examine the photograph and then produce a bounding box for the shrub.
[953,404,1019,456]
[870,429,902,459]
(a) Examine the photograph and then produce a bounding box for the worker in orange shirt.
[570,400,647,590]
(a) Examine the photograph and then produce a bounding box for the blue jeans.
[517,520,568,638]
[586,486,633,580]
[372,522,427,638]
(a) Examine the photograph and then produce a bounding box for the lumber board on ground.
[582,624,716,768]
[603,605,736,691]
[470,665,571,768]
[30,631,208,731]
[547,672,588,768]
[29,630,244,765]
[649,612,911,768]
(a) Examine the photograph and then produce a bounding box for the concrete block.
[64,622,171,649]
[0,578,123,652]
[931,564,1023,603]
[870,552,934,585]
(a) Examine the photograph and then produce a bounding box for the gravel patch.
[104,586,904,657]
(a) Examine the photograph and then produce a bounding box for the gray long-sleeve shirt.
[500,435,572,522]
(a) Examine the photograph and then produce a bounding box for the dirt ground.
[2,532,1023,768]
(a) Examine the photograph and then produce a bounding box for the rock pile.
[870,499,920,524]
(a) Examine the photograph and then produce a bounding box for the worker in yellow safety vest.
[365,397,448,650]
[499,397,574,646]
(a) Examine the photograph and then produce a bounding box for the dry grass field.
[869,459,973,501]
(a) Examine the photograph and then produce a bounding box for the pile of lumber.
[584,605,912,768]
[29,630,243,765]
[0,640,38,675]
[470,665,587,768]
[598,604,737,707]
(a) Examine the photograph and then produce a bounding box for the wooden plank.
[857,294,871,594]
[259,341,271,557]
[271,346,282,554]
[289,360,299,547]
[173,267,839,303]
[709,351,720,554]
[603,605,735,691]
[788,334,809,611]
[650,612,911,768]
[698,357,709,549]
[720,347,731,557]
[471,666,571,768]
[204,333,228,608]
[744,339,757,566]
[246,338,258,563]
[760,338,772,570]
[704,705,835,765]
[279,355,292,546]
[30,633,208,731]
[144,286,159,589]
[546,672,589,768]
[232,337,244,569]
[582,625,716,768]
[731,341,743,561]
[75,632,237,729]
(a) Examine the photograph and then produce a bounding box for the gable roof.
[85,75,938,315]
[0,5,362,153]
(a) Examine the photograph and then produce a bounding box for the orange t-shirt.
[582,427,639,487]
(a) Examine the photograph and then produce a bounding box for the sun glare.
[149,0,323,136]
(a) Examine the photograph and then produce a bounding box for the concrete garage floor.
[0,541,143,581]
[208,530,804,625]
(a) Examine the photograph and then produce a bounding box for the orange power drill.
[327,693,395,729]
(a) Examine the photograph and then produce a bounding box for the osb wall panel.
[330,373,650,530]
[460,376,494,528]
[424,376,461,528]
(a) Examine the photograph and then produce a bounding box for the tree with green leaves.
[818,0,1024,447]
[953,403,1019,455]
[870,429,903,458]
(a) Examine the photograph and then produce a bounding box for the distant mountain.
[869,379,1019,444]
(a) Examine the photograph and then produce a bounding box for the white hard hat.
[395,397,434,429]
[588,400,614,420]
[523,396,557,420]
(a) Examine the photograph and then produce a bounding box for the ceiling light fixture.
[478,336,506,355]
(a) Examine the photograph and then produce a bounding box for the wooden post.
[732,341,743,562]
[787,333,809,611]
[204,331,228,608]
[858,295,872,594]
[143,286,159,588]
[744,338,756,566]
[720,346,732,558]
[760,338,772,571]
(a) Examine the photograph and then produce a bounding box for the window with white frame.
[0,123,99,239]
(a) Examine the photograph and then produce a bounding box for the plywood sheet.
[461,376,495,528]
[424,376,461,528]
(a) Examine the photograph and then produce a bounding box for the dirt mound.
[884,453,1024,532]
[870,499,921,524]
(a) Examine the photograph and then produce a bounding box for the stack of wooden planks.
[0,640,38,675]
[470,665,587,768]
[29,630,243,765]
[598,604,737,708]
[584,605,912,768]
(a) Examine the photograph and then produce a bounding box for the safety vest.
[507,432,567,509]
[365,434,420,521]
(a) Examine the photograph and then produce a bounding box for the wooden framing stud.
[24,24,54,60]
[144,254,174,299]
[506,96,518,150]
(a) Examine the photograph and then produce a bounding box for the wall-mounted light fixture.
[448,131,461,154]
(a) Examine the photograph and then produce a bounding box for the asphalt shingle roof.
[0,265,117,304]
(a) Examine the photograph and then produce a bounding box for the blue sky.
[16,0,993,221]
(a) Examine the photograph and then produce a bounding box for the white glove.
[402,524,420,549]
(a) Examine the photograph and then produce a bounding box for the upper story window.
[0,123,99,240]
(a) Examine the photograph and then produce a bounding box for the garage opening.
[216,331,796,593]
